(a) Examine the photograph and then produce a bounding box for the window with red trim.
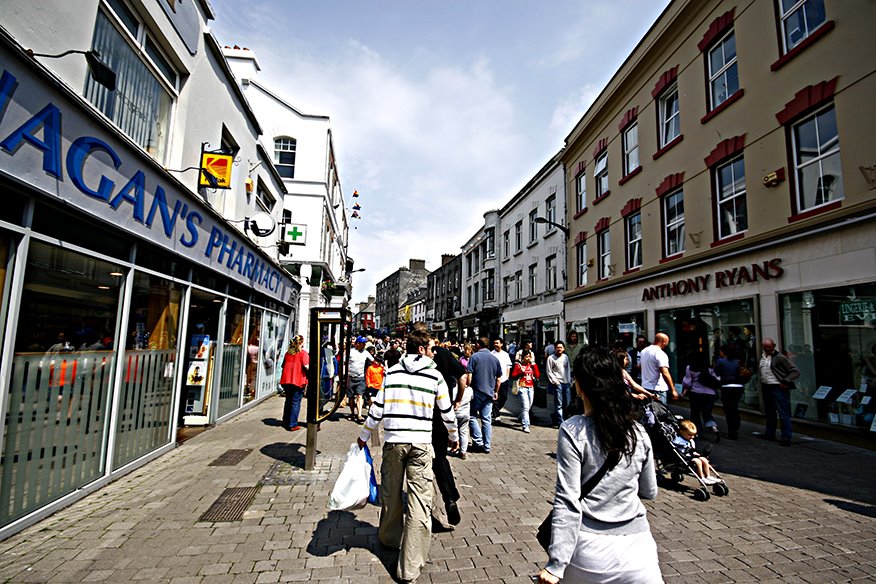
[663,190,685,258]
[779,0,826,54]
[658,84,680,148]
[715,156,748,240]
[625,212,642,270]
[597,229,611,279]
[707,30,739,111]
[622,123,640,176]
[791,104,843,212]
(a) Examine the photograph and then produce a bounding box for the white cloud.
[549,84,603,141]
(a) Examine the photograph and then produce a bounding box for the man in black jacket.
[758,338,800,446]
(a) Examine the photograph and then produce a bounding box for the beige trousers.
[379,442,434,582]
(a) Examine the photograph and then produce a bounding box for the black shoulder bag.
[537,451,621,552]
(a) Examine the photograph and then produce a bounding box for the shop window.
[545,255,557,291]
[658,84,681,148]
[4,241,123,525]
[715,156,748,240]
[663,190,685,258]
[576,242,588,287]
[244,306,263,403]
[622,123,640,177]
[86,0,176,162]
[0,233,10,344]
[792,105,843,212]
[114,272,181,467]
[575,169,587,213]
[707,30,739,111]
[625,212,642,270]
[217,299,246,418]
[274,137,297,178]
[32,200,132,261]
[529,209,538,243]
[780,285,876,429]
[779,0,826,53]
[594,152,609,199]
[597,229,611,279]
[528,264,537,297]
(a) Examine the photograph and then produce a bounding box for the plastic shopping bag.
[363,444,379,504]
[328,443,373,511]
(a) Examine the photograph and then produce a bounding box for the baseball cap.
[355,336,367,343]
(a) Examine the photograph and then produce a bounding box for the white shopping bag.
[328,443,372,511]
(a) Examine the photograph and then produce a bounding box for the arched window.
[273,137,296,178]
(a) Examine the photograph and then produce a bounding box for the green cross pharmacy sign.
[284,224,307,245]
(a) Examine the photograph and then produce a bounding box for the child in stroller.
[644,400,729,501]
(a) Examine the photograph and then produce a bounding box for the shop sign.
[0,63,292,301]
[430,322,446,331]
[641,258,784,301]
[839,299,875,323]
[617,323,637,334]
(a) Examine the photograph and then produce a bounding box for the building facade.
[426,254,462,339]
[562,0,876,433]
[499,153,568,353]
[375,259,430,335]
[354,295,376,335]
[0,0,299,537]
[223,47,351,348]
[459,211,500,340]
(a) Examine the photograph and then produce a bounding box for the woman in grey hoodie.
[538,346,662,584]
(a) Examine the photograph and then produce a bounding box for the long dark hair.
[572,345,639,457]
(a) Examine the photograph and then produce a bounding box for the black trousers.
[432,414,459,504]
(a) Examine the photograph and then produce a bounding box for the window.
[473,282,479,306]
[466,254,472,278]
[485,228,495,257]
[529,264,537,296]
[545,195,557,228]
[576,170,587,212]
[658,84,680,147]
[485,270,495,301]
[473,248,480,274]
[780,0,827,52]
[467,286,472,307]
[514,221,522,251]
[715,157,748,239]
[792,105,843,212]
[625,212,642,270]
[594,152,608,198]
[503,277,511,302]
[622,123,639,176]
[255,181,275,212]
[274,137,297,178]
[529,210,538,243]
[282,209,292,224]
[663,190,685,257]
[597,230,611,279]
[514,270,523,299]
[708,31,739,110]
[86,0,177,162]
[546,255,557,290]
[502,230,510,257]
[576,242,588,287]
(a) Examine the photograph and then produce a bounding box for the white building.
[224,47,351,347]
[459,211,499,340]
[498,152,567,352]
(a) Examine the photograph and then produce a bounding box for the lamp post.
[533,216,570,239]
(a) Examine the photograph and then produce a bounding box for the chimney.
[409,259,426,271]
[222,46,261,83]
[441,254,456,266]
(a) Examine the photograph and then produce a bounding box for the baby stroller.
[643,400,729,501]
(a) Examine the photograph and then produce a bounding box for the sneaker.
[523,427,530,433]
[702,476,719,485]
[446,501,461,526]
[287,425,303,432]
[468,443,484,453]
[459,452,467,460]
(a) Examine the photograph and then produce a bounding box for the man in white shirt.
[347,336,374,422]
[640,333,679,405]
[491,337,513,422]
[546,341,572,425]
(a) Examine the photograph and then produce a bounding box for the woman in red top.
[280,335,309,431]
[511,350,540,433]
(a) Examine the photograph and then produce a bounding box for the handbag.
[536,451,621,552]
[738,365,753,382]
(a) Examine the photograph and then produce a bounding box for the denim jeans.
[281,384,304,429]
[763,383,792,441]
[469,391,494,452]
[455,405,471,453]
[551,382,572,423]
[518,387,533,429]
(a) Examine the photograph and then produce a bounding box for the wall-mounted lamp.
[533,216,570,238]
[27,48,116,91]
[165,166,220,188]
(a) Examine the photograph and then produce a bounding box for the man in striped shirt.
[358,329,458,584]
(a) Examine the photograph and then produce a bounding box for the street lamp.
[533,216,570,239]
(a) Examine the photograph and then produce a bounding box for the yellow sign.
[199,152,233,189]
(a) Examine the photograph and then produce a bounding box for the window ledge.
[501,256,510,263]
[788,200,842,223]
[573,208,588,219]
[659,253,684,264]
[701,89,744,124]
[771,21,835,72]
[623,267,641,276]
[618,166,642,186]
[527,240,539,249]
[711,232,745,248]
[543,229,558,239]
[513,250,523,257]
[593,191,611,205]
[653,134,684,160]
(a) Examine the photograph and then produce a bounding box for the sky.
[207,0,672,306]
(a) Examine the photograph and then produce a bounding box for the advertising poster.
[186,361,207,386]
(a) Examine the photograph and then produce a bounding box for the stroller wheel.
[712,483,729,497]
[671,472,684,483]
[693,488,710,501]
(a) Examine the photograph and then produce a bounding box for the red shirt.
[512,362,540,388]
[280,350,309,387]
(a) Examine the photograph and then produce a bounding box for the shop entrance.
[179,289,221,427]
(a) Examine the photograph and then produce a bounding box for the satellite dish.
[247,211,276,237]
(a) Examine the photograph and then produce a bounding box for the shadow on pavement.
[261,417,284,427]
[824,499,876,519]
[260,442,307,466]
[306,510,398,579]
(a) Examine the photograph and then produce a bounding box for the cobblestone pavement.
[0,395,874,583]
